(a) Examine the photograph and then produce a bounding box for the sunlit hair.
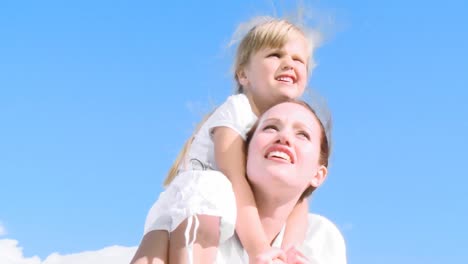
[232,16,318,93]
[163,113,211,186]
[245,99,332,202]
[164,16,320,186]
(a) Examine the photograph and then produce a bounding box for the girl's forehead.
[261,30,307,50]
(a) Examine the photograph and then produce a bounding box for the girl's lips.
[275,74,296,84]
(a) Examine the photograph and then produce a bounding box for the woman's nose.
[275,131,291,146]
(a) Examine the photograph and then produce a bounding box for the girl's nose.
[281,57,294,70]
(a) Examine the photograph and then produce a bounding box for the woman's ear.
[310,165,328,188]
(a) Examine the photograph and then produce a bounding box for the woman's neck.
[254,189,301,244]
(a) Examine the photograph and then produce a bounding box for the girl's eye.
[268,52,281,58]
[293,57,305,64]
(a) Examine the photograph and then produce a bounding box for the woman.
[133,100,346,263]
[217,100,345,263]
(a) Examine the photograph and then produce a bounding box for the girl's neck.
[243,91,269,116]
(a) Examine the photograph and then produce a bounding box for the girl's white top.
[182,93,257,171]
[143,93,257,241]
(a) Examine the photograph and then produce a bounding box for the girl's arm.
[281,198,309,250]
[213,127,280,260]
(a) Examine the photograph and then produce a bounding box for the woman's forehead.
[261,102,314,121]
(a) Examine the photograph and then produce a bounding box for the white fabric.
[184,215,199,264]
[144,93,257,240]
[215,213,347,264]
[183,93,257,171]
[144,170,237,243]
[143,93,347,263]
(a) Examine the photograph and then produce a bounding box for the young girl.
[131,16,320,264]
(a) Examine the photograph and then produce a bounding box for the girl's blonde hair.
[232,16,318,93]
[164,17,319,186]
[163,113,211,186]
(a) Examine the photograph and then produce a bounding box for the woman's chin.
[251,169,304,193]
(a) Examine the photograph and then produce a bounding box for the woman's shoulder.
[306,213,344,240]
[301,213,347,264]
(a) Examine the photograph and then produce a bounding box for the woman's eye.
[297,131,310,140]
[263,125,278,132]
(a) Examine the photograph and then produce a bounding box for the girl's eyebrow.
[264,47,282,53]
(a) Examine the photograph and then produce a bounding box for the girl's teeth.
[277,76,293,83]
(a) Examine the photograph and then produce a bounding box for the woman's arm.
[281,198,309,250]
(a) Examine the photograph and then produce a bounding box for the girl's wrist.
[248,241,270,257]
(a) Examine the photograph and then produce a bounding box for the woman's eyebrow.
[261,117,281,124]
[293,121,314,132]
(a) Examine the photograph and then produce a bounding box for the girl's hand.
[285,246,308,264]
[250,247,287,264]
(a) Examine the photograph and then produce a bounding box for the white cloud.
[0,240,40,264]
[0,239,137,264]
[0,222,6,236]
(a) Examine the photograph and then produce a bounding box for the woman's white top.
[216,213,347,264]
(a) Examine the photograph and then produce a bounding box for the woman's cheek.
[246,146,263,180]
[298,144,320,166]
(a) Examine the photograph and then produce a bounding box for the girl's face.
[237,31,309,113]
[247,102,326,195]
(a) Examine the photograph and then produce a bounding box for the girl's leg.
[130,230,169,264]
[169,214,220,264]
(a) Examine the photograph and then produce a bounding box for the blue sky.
[1,0,467,263]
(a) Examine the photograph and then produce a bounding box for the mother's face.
[246,102,327,196]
